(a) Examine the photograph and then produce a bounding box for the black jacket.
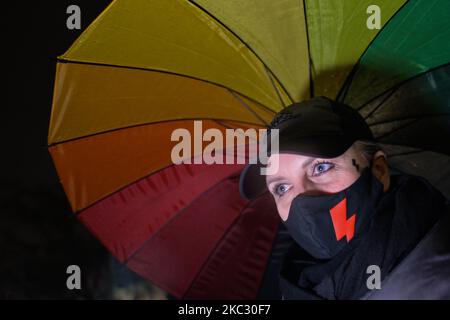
[279,175,450,300]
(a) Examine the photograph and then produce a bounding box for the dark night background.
[3,0,450,302]
[1,1,168,299]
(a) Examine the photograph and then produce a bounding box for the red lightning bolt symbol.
[329,198,355,242]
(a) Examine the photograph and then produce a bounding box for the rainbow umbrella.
[48,0,450,299]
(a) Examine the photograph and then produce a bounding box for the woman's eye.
[312,162,334,176]
[274,184,291,197]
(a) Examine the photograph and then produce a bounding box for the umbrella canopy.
[48,0,450,299]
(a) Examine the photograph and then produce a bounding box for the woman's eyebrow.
[266,175,286,185]
[302,157,317,169]
[266,157,318,185]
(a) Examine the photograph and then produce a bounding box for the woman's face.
[265,144,370,221]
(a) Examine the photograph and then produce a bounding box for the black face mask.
[283,168,385,259]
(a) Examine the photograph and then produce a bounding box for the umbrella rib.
[374,118,419,141]
[263,66,286,108]
[361,87,398,119]
[73,163,208,217]
[302,0,314,98]
[369,113,450,127]
[335,0,411,102]
[355,61,450,111]
[73,148,252,218]
[213,120,259,144]
[48,117,267,147]
[387,149,424,158]
[55,59,276,116]
[228,89,271,126]
[375,119,418,141]
[122,170,243,265]
[186,0,294,104]
[182,197,261,299]
[336,66,357,102]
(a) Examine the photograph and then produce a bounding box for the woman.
[239,97,450,299]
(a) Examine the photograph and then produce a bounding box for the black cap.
[239,96,374,200]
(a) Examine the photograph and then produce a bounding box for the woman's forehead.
[268,153,318,166]
[266,153,316,178]
[266,149,353,174]
[267,144,359,164]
